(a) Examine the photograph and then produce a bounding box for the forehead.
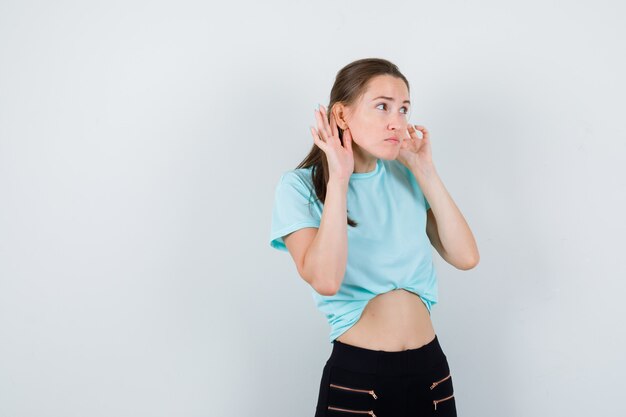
[362,75,409,101]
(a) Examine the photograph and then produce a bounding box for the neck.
[353,147,378,173]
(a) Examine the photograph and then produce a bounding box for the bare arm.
[297,179,348,296]
[414,164,480,270]
[284,103,353,296]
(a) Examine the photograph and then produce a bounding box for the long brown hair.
[296,57,410,227]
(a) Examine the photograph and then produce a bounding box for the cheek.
[353,128,376,145]
[358,119,378,135]
[348,115,378,142]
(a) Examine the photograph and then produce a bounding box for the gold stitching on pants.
[327,405,377,416]
[329,383,378,399]
[433,393,454,410]
[430,373,451,390]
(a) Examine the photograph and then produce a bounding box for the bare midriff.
[334,288,436,352]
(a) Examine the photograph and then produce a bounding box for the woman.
[269,58,479,416]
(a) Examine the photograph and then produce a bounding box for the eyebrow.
[371,95,411,105]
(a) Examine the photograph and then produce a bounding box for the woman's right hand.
[310,104,354,183]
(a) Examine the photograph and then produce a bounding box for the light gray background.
[1,1,624,416]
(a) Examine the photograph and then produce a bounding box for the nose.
[388,114,408,136]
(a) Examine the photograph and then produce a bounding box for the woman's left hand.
[396,124,433,171]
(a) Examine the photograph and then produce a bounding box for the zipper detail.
[433,393,454,410]
[429,373,451,390]
[329,383,378,399]
[327,405,377,416]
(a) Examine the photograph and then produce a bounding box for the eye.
[376,103,410,114]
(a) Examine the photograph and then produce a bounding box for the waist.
[334,288,436,351]
[329,334,444,376]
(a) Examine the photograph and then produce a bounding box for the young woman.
[269,58,479,416]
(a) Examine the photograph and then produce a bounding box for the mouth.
[385,138,399,144]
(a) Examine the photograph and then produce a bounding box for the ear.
[331,103,350,130]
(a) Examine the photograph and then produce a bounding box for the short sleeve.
[269,171,321,252]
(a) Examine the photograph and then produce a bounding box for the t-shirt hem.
[270,221,321,251]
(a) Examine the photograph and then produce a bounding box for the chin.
[361,145,399,160]
[378,150,401,160]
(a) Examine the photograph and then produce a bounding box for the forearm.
[412,164,480,267]
[303,179,349,295]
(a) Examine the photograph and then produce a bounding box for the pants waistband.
[328,335,446,377]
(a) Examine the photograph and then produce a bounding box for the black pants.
[314,335,457,417]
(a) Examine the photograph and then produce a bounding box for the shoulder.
[280,167,313,184]
[274,167,318,202]
[277,167,315,192]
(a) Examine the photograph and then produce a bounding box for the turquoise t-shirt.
[269,158,436,343]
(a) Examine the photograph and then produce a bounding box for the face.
[335,74,411,161]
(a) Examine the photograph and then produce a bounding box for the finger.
[329,111,338,140]
[319,105,333,140]
[310,126,327,151]
[315,108,326,142]
[410,124,426,140]
[403,126,412,141]
[405,126,417,144]
[343,128,353,152]
[314,109,329,142]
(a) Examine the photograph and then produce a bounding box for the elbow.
[315,284,339,297]
[300,265,340,296]
[300,263,339,296]
[302,258,344,296]
[311,276,340,296]
[456,252,480,270]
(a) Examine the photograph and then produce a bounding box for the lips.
[385,138,399,143]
